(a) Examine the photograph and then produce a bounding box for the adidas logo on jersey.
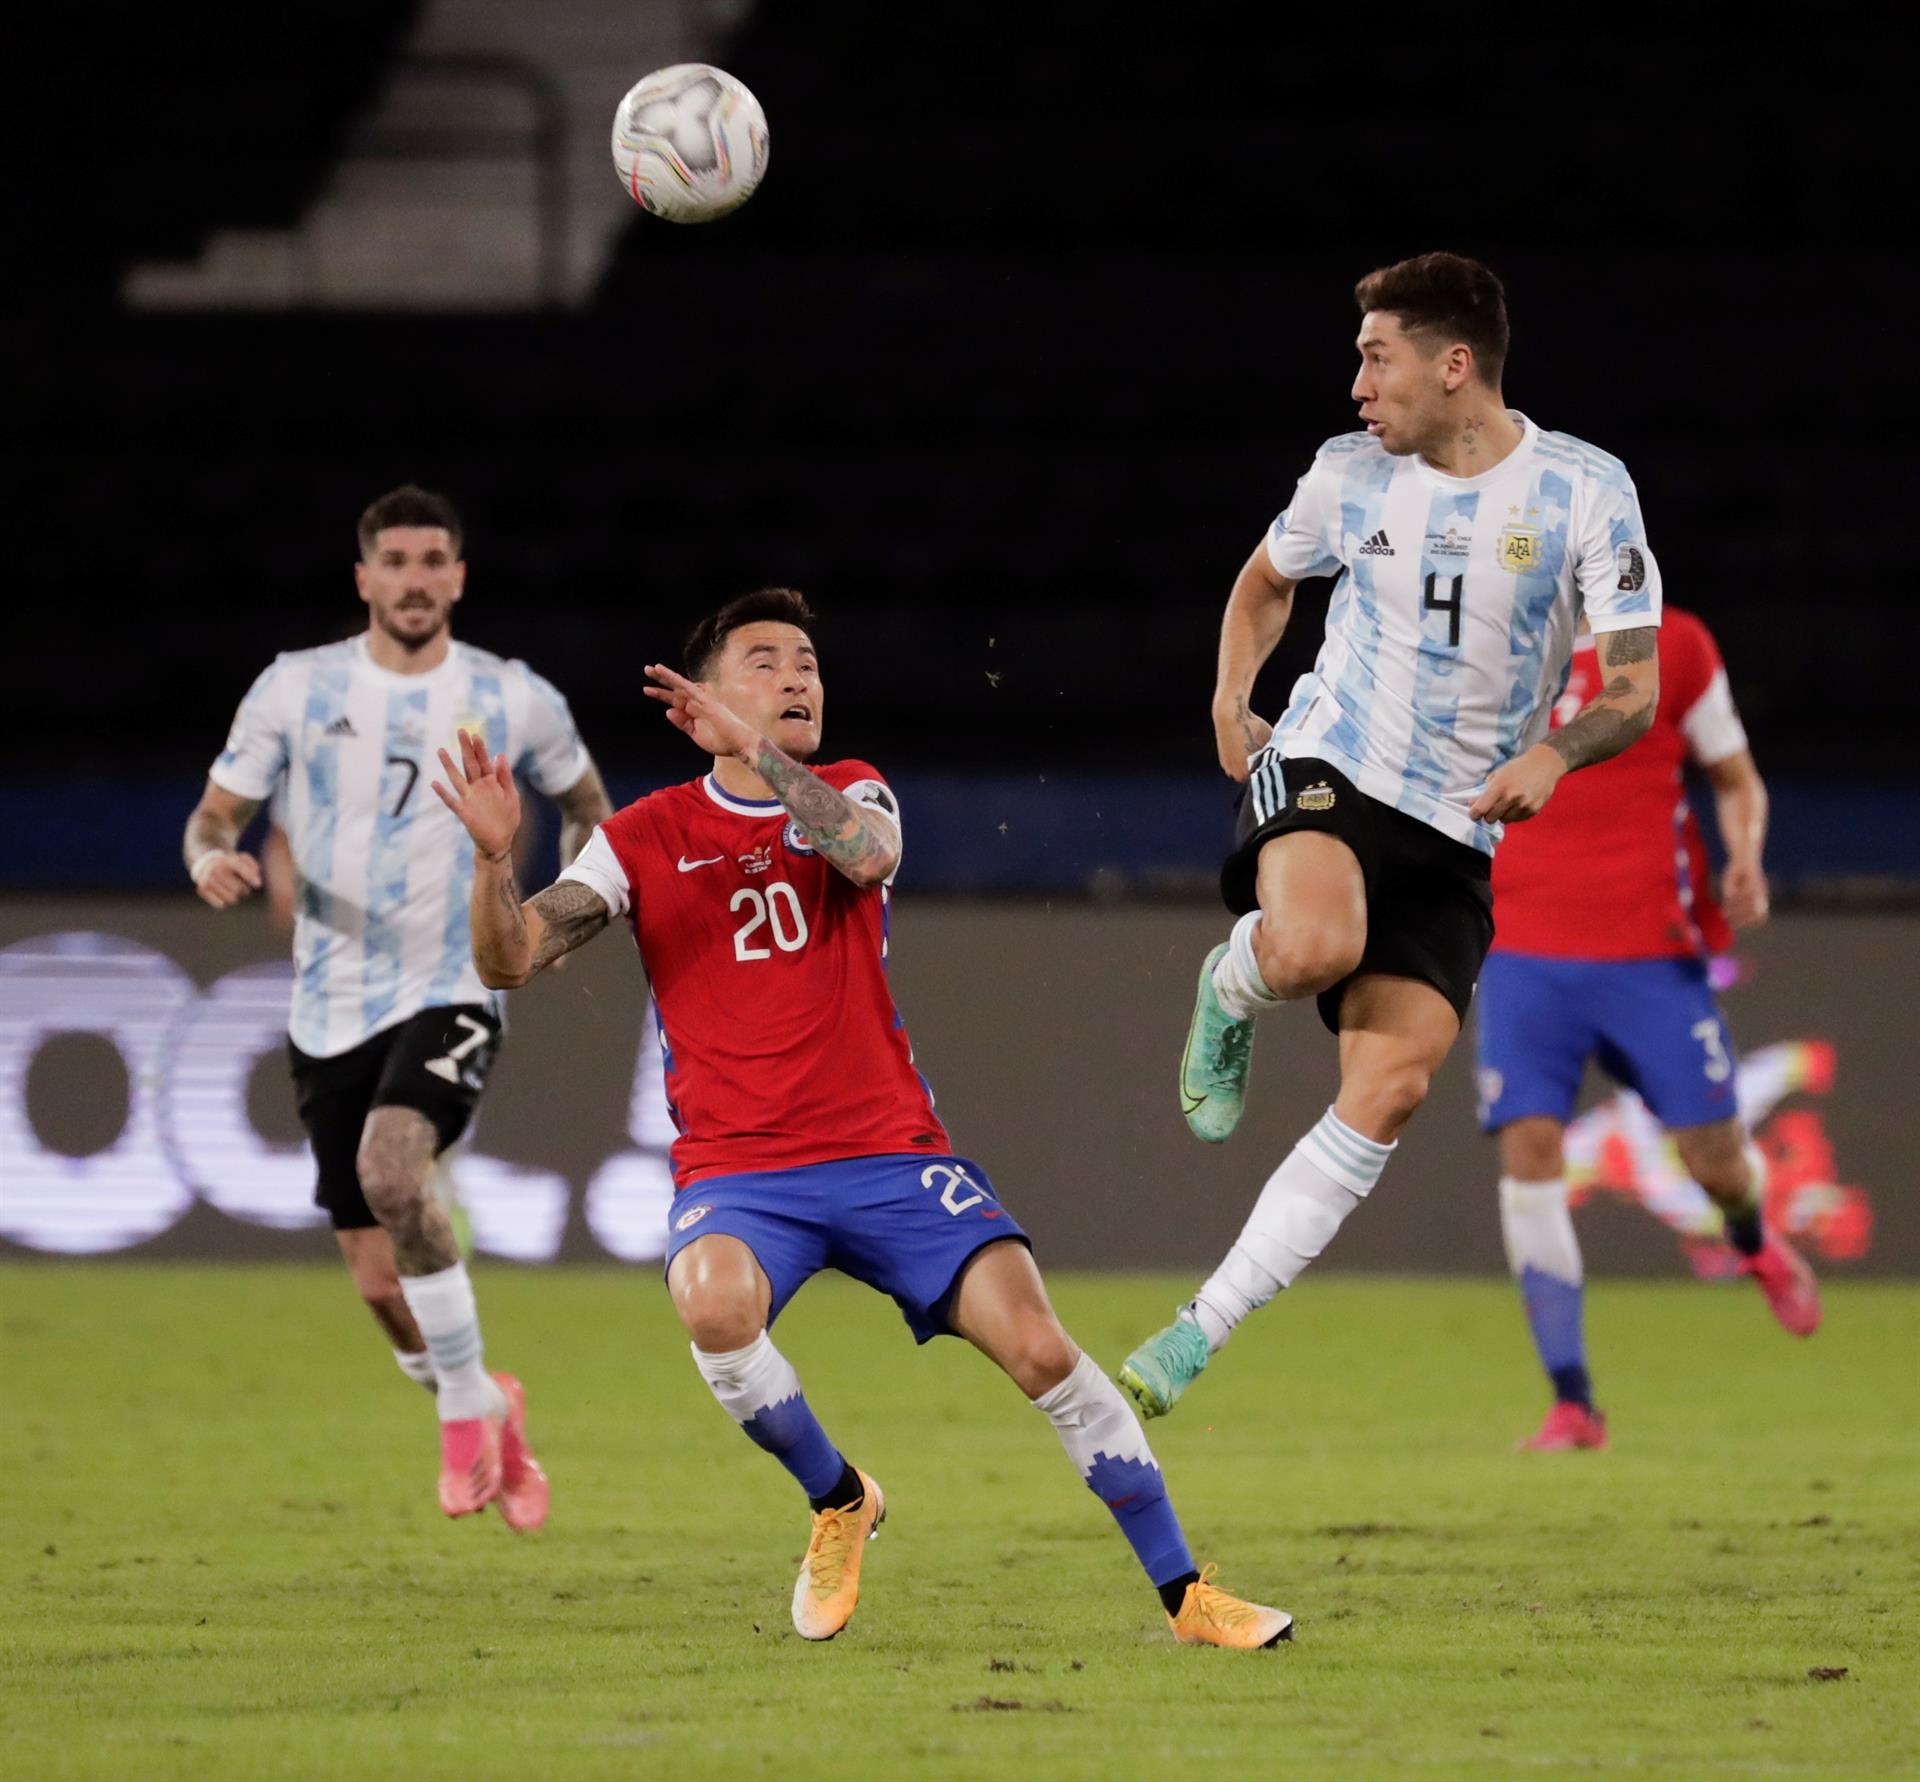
[1357,530,1394,556]
[323,716,358,738]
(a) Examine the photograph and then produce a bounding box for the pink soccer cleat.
[490,1371,550,1532]
[1517,1402,1609,1452]
[438,1414,503,1517]
[1744,1233,1821,1336]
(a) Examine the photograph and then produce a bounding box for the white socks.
[1211,911,1284,1022]
[1032,1351,1156,1476]
[393,1349,438,1393]
[692,1330,803,1424]
[1499,1177,1582,1286]
[1187,1107,1394,1351]
[397,1262,503,1421]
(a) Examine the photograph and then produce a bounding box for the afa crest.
[1295,781,1336,813]
[1498,527,1542,573]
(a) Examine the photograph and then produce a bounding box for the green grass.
[4,1266,1916,1780]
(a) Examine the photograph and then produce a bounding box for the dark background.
[15,0,1915,809]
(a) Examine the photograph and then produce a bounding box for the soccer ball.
[611,64,769,223]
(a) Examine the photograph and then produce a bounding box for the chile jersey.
[557,763,949,1187]
[1265,414,1661,854]
[1492,607,1749,960]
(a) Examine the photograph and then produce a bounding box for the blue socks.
[693,1332,847,1500]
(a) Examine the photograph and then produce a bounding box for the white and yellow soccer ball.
[611,64,769,223]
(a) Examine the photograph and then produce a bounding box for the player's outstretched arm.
[642,664,900,887]
[1472,627,1661,825]
[1212,541,1296,782]
[183,781,264,909]
[433,730,613,987]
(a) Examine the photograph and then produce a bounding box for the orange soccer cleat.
[437,1412,503,1518]
[791,1469,886,1640]
[1168,1564,1294,1650]
[490,1372,549,1532]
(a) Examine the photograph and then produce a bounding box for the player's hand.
[642,664,762,760]
[1211,696,1273,783]
[1721,857,1771,929]
[191,850,262,909]
[1469,743,1567,824]
[432,728,521,858]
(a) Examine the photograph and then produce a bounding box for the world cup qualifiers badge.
[1296,782,1336,813]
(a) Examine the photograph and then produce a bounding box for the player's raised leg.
[668,1230,880,1641]
[1497,1118,1607,1452]
[1184,828,1366,1143]
[1128,975,1450,1418]
[948,1240,1290,1648]
[360,1107,521,1520]
[1672,1118,1820,1335]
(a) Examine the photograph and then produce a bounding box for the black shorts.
[1221,753,1494,1035]
[288,1004,502,1230]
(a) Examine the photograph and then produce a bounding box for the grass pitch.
[4,1265,1916,1780]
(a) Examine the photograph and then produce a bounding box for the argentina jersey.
[1263,414,1661,854]
[209,635,590,1056]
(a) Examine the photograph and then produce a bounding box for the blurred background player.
[1479,604,1820,1453]
[183,484,612,1524]
[434,588,1291,1648]
[1122,253,1665,1419]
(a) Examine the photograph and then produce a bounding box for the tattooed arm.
[184,780,264,909]
[640,663,901,888]
[746,738,900,888]
[1471,626,1661,824]
[553,759,615,867]
[1212,539,1296,782]
[432,729,613,987]
[470,859,612,989]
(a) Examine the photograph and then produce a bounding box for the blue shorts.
[1474,952,1740,1133]
[662,1153,1031,1344]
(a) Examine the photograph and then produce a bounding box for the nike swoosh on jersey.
[677,854,726,872]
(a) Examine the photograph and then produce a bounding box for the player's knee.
[355,1142,425,1225]
[1347,1061,1434,1139]
[677,1286,764,1354]
[1006,1321,1078,1399]
[1499,1118,1565,1182]
[1253,921,1361,1000]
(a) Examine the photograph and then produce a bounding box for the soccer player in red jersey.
[431,588,1290,1647]
[1477,606,1820,1452]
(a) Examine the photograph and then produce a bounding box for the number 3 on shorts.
[921,1163,986,1216]
[1691,1016,1732,1084]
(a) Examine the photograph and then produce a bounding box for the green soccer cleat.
[1180,942,1257,1143]
[1118,1316,1211,1420]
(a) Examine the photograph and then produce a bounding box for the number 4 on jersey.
[1423,572,1464,648]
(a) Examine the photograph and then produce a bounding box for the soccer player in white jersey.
[1121,253,1666,1418]
[183,485,613,1524]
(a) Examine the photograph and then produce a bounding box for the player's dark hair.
[683,587,817,680]
[356,485,464,558]
[1354,252,1509,388]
